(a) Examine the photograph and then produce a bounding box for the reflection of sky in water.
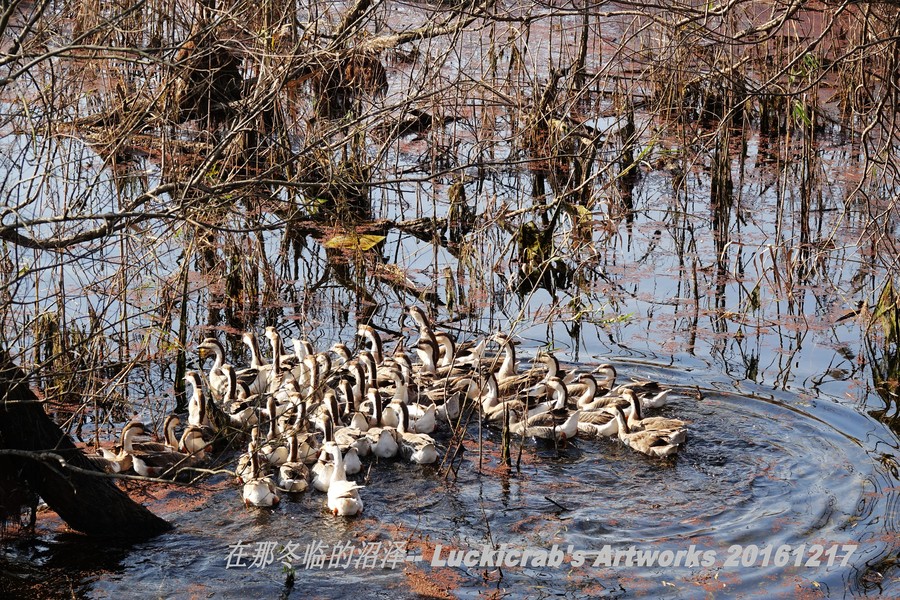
[0,119,888,409]
[0,13,898,596]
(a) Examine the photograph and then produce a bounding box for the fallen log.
[0,349,172,538]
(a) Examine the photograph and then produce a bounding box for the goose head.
[539,352,560,378]
[331,343,351,365]
[292,338,314,361]
[184,370,203,394]
[242,331,267,367]
[120,421,147,452]
[408,306,432,331]
[545,376,568,408]
[357,324,383,364]
[197,337,224,363]
[316,352,332,379]
[622,388,643,420]
[575,373,598,407]
[264,325,281,351]
[593,363,617,389]
[162,414,181,448]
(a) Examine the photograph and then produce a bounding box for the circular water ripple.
[553,390,877,596]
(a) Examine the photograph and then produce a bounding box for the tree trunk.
[0,349,172,538]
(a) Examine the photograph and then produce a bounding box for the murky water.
[4,355,898,599]
[4,91,900,600]
[2,2,900,598]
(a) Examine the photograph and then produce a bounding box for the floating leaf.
[323,233,385,252]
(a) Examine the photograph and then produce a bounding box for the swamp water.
[2,3,900,598]
[3,326,899,598]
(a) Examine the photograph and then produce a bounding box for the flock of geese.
[91,307,686,517]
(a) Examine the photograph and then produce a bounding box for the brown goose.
[277,433,310,493]
[623,388,687,445]
[124,422,202,479]
[611,405,682,458]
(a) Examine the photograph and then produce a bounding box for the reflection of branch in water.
[312,223,445,321]
[372,263,443,307]
[324,244,443,312]
[323,248,373,324]
[866,334,900,433]
[864,284,900,434]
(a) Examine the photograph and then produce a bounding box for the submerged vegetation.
[2,0,900,594]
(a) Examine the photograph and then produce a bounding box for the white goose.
[364,389,400,459]
[310,416,344,491]
[277,433,310,493]
[393,376,436,434]
[397,403,438,464]
[310,446,335,493]
[197,337,229,399]
[325,442,364,517]
[238,331,272,395]
[242,440,280,507]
